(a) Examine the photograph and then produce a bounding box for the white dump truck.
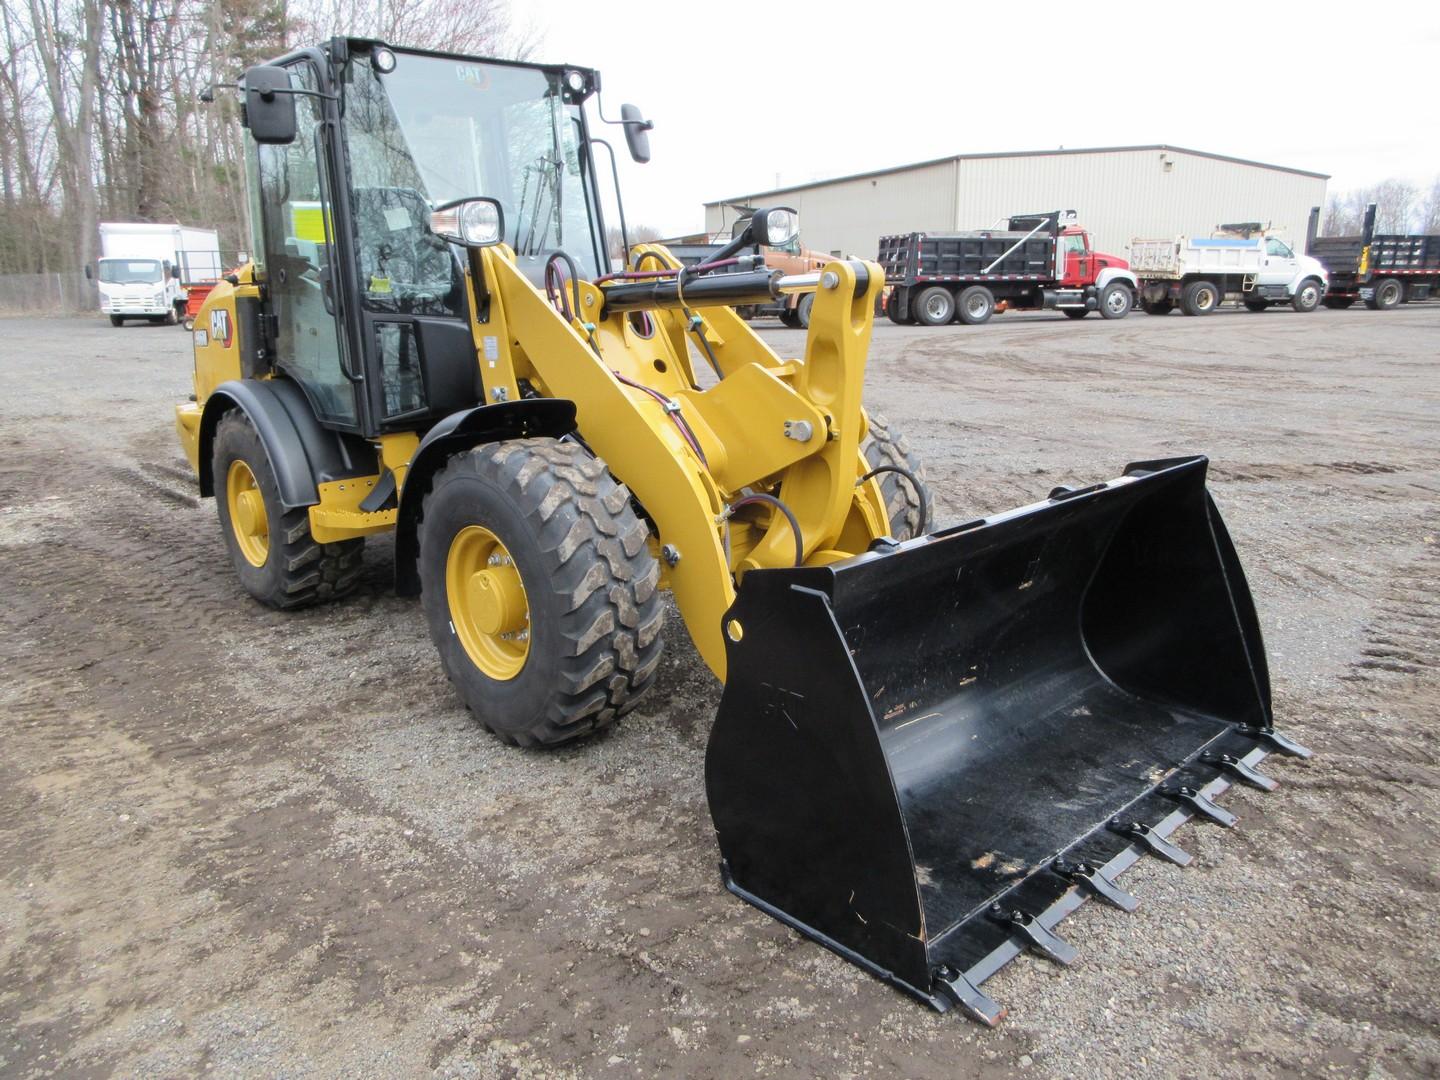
[1130,226,1328,316]
[94,222,221,326]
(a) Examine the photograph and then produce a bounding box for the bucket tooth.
[1244,726,1313,759]
[933,967,1005,1027]
[1204,751,1279,791]
[1164,784,1238,828]
[1055,859,1139,912]
[987,907,1078,966]
[1110,819,1193,866]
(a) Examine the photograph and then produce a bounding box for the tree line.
[1320,177,1440,237]
[0,0,532,277]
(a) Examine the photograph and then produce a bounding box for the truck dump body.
[878,230,1053,283]
[1305,203,1439,305]
[1130,236,1264,279]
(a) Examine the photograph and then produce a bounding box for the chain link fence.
[0,272,99,315]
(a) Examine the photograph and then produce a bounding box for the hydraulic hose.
[857,464,930,537]
[729,493,804,568]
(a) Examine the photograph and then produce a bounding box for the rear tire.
[795,292,815,329]
[1063,308,1089,319]
[956,285,994,325]
[212,410,364,610]
[912,286,955,326]
[419,438,665,747]
[779,306,802,328]
[862,412,933,541]
[1180,280,1221,316]
[884,290,911,325]
[109,315,124,327]
[1244,299,1268,312]
[1291,279,1322,313]
[1140,298,1173,315]
[1366,278,1403,310]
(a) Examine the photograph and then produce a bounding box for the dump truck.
[177,38,1309,1024]
[93,221,221,326]
[1306,203,1440,309]
[877,212,1138,325]
[1131,225,1327,315]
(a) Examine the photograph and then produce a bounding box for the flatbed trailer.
[1306,204,1440,309]
[877,211,1137,326]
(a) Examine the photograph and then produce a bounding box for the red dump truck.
[1306,203,1440,309]
[877,210,1138,325]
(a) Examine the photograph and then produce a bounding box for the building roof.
[706,144,1330,205]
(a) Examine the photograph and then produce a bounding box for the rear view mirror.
[620,104,652,164]
[244,65,297,145]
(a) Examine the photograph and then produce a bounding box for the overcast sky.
[534,0,1440,237]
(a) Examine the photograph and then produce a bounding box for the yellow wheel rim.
[226,459,269,567]
[446,525,530,680]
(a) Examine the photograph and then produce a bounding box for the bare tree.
[606,223,664,261]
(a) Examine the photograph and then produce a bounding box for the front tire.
[1323,296,1355,309]
[1098,283,1132,319]
[109,315,124,327]
[212,411,364,609]
[1181,280,1221,316]
[912,286,955,326]
[1291,279,1322,313]
[419,438,665,747]
[1141,298,1174,315]
[1063,308,1089,319]
[1244,299,1268,312]
[862,412,933,541]
[779,306,802,328]
[795,292,815,329]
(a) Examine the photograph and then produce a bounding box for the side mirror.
[430,197,505,247]
[620,104,652,164]
[243,64,297,145]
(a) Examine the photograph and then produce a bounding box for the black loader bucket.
[704,456,1310,1024]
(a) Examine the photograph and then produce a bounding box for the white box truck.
[94,222,221,326]
[1130,226,1328,316]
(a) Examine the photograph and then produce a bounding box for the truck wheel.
[1244,299,1268,312]
[1323,297,1355,309]
[795,292,815,329]
[1291,279,1322,313]
[884,291,913,325]
[419,438,665,747]
[956,286,994,325]
[1180,280,1220,316]
[1063,309,1089,319]
[912,286,955,326]
[183,316,196,331]
[862,412,933,541]
[1099,283,1132,319]
[1140,298,1173,315]
[1367,278,1403,310]
[109,315,124,327]
[779,306,802,328]
[213,411,364,610]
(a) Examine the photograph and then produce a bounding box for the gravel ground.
[1,306,1437,1078]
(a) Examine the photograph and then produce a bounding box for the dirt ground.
[1,305,1438,1079]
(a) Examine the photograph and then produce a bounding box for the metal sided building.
[703,146,1328,261]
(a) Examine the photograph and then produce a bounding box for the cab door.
[1259,237,1299,287]
[1059,231,1090,286]
[252,60,359,429]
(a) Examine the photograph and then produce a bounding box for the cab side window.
[1265,238,1293,258]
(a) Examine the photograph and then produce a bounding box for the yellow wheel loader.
[177,38,1310,1023]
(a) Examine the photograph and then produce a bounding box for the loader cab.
[239,40,611,439]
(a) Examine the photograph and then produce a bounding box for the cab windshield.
[98,258,164,284]
[342,49,605,298]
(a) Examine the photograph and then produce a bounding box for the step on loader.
[177,38,1310,1023]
